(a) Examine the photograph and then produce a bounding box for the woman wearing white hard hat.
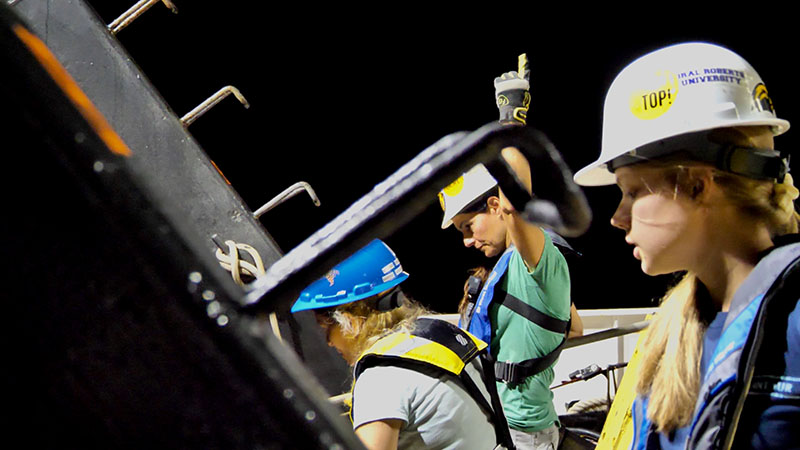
[438,149,572,450]
[437,59,575,450]
[575,42,800,449]
[292,239,516,450]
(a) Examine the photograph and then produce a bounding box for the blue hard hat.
[291,239,409,313]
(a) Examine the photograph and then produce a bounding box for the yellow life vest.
[351,317,514,449]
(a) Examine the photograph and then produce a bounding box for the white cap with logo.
[438,164,498,229]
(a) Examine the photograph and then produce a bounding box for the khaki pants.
[509,424,559,450]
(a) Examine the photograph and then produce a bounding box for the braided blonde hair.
[712,171,799,237]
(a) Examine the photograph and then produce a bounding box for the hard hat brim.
[575,118,791,187]
[290,272,409,314]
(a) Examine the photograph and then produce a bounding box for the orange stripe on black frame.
[12,24,132,157]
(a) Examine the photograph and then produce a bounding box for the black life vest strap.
[477,352,516,450]
[493,330,569,386]
[495,289,570,334]
[408,318,516,449]
[492,289,570,385]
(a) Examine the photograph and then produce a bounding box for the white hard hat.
[438,164,498,229]
[574,42,790,186]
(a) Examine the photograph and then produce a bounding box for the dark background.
[81,3,800,313]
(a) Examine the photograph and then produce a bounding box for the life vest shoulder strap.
[495,288,570,334]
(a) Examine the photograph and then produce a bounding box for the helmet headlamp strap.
[608,131,788,182]
[715,145,787,182]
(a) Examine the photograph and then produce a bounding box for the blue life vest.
[463,246,515,350]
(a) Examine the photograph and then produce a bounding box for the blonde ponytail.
[635,274,708,432]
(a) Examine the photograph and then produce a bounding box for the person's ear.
[486,195,501,214]
[687,167,715,203]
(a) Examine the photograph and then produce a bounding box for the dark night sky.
[82,3,800,313]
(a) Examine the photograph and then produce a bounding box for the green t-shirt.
[489,231,571,432]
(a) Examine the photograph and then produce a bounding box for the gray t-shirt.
[352,358,498,449]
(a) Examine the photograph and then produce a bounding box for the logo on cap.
[325,269,340,286]
[630,70,678,120]
[438,175,465,211]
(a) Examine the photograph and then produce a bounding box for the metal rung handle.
[253,182,320,219]
[180,85,249,127]
[108,0,178,35]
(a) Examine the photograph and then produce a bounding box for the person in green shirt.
[438,57,574,449]
[438,150,572,449]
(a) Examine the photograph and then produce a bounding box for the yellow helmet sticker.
[630,71,678,120]
[442,175,464,197]
[439,175,464,211]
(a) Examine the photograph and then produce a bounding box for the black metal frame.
[3,1,592,447]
